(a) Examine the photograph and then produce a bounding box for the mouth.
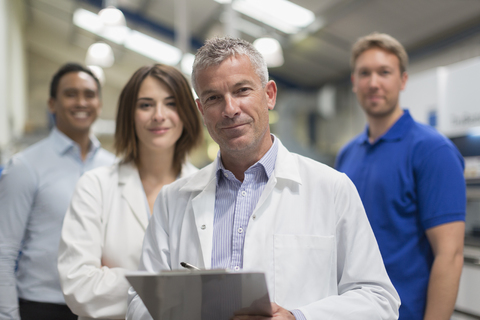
[221,123,247,130]
[72,111,90,119]
[149,127,170,134]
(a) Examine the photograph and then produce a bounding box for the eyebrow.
[136,95,175,101]
[200,80,256,99]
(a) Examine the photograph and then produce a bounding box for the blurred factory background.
[1,1,480,318]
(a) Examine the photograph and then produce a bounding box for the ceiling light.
[215,0,315,34]
[86,42,115,68]
[98,6,126,27]
[73,8,182,66]
[125,31,182,66]
[73,8,128,44]
[73,8,103,34]
[253,37,284,67]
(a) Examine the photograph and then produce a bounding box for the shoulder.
[179,161,199,178]
[164,161,215,193]
[93,147,117,164]
[336,133,364,161]
[0,137,53,181]
[408,121,462,164]
[285,149,351,189]
[78,162,121,188]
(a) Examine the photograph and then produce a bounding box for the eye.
[85,91,96,99]
[206,95,219,103]
[166,101,177,108]
[138,102,152,109]
[64,91,77,97]
[381,70,391,75]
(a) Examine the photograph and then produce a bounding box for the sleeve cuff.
[290,309,307,320]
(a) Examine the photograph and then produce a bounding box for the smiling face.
[48,71,101,138]
[195,55,277,162]
[134,76,184,155]
[351,47,408,120]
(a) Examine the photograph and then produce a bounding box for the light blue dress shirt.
[211,136,306,320]
[0,127,115,319]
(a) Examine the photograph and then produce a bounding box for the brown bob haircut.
[114,64,202,174]
[351,32,409,74]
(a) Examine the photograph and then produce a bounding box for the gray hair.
[191,36,269,94]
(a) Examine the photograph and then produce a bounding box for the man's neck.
[220,134,273,182]
[367,107,404,143]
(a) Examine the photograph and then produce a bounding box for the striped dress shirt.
[211,135,278,270]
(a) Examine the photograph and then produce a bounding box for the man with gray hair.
[127,36,400,320]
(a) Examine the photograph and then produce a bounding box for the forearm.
[0,245,20,320]
[423,252,463,320]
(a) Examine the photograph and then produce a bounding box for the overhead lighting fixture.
[98,6,126,27]
[73,8,128,44]
[253,37,284,67]
[215,0,315,34]
[86,42,115,68]
[125,31,182,66]
[73,8,182,66]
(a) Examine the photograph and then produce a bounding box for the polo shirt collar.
[50,126,100,156]
[360,109,414,145]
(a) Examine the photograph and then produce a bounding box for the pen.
[180,262,201,270]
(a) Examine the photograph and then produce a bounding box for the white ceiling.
[25,0,480,90]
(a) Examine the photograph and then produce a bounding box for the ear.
[400,71,408,91]
[48,97,56,114]
[265,80,277,111]
[195,98,204,116]
[351,74,357,93]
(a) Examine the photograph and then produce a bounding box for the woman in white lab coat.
[57,64,203,320]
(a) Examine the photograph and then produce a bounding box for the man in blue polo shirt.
[336,32,466,320]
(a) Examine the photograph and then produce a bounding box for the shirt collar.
[215,134,278,182]
[50,126,101,156]
[359,109,414,145]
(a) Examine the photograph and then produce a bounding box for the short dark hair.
[49,63,101,98]
[115,64,203,174]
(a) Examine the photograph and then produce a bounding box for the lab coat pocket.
[273,234,335,309]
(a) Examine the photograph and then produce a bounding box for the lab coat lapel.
[182,162,217,269]
[254,141,302,215]
[119,162,149,230]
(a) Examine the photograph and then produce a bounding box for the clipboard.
[126,270,272,320]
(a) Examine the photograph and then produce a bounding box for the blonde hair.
[351,32,408,73]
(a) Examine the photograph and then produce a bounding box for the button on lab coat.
[127,140,400,320]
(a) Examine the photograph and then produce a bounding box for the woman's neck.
[136,146,178,214]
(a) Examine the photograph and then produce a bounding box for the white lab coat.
[58,161,198,320]
[127,140,400,320]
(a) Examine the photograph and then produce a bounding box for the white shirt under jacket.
[58,161,198,320]
[126,140,400,320]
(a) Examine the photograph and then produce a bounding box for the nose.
[152,104,165,122]
[77,94,87,107]
[222,95,240,118]
[368,73,380,88]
